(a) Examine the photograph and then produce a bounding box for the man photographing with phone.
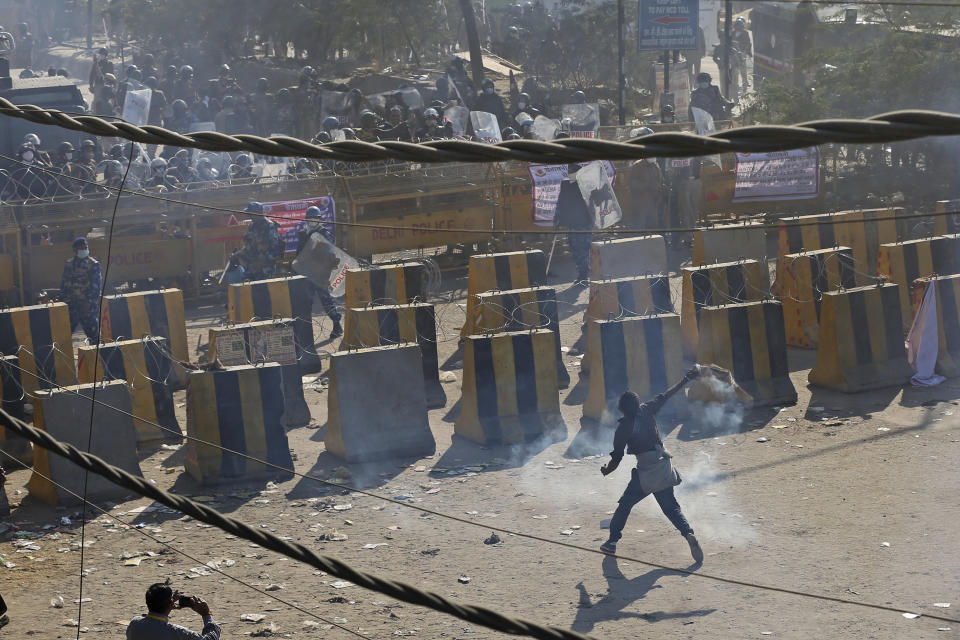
[127,583,221,640]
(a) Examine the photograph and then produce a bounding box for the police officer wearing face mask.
[688,72,734,123]
[472,78,509,133]
[10,142,51,199]
[59,237,102,342]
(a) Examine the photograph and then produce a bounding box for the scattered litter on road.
[902,613,919,619]
[330,581,353,589]
[483,533,501,545]
[756,437,769,443]
[241,613,266,623]
[933,603,951,608]
[458,576,470,584]
[881,542,890,547]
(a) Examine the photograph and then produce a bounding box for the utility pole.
[87,0,93,50]
[459,0,485,88]
[722,0,732,96]
[617,0,625,125]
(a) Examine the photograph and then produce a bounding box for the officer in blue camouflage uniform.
[237,202,283,280]
[555,164,593,284]
[295,206,343,339]
[59,237,102,341]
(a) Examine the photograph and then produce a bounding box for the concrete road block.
[680,259,769,359]
[100,288,189,387]
[207,319,310,426]
[696,300,797,407]
[77,337,181,446]
[227,276,321,373]
[185,364,294,484]
[456,330,564,445]
[326,344,435,462]
[583,313,685,421]
[344,262,427,310]
[29,380,142,505]
[878,235,960,332]
[780,247,856,348]
[472,286,569,388]
[589,235,666,280]
[340,303,446,408]
[0,355,31,463]
[461,250,546,337]
[0,302,75,398]
[692,221,766,267]
[809,284,912,392]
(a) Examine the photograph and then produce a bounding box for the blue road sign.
[638,0,699,50]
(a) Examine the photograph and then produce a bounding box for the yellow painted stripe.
[663,317,684,382]
[457,338,482,439]
[27,395,56,503]
[344,270,369,310]
[398,307,417,342]
[49,305,76,384]
[239,369,267,475]
[747,304,772,382]
[187,373,221,481]
[9,308,39,395]
[492,336,518,417]
[268,279,292,319]
[127,296,151,340]
[123,342,161,440]
[164,291,189,364]
[508,253,531,289]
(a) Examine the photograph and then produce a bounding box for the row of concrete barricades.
[4,203,960,506]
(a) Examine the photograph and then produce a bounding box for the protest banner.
[732,148,820,202]
[258,197,337,253]
[528,161,616,227]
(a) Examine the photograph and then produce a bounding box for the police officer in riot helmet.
[296,206,343,339]
[357,110,380,142]
[473,78,508,132]
[572,90,587,104]
[689,72,734,122]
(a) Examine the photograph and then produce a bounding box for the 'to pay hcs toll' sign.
[638,0,699,50]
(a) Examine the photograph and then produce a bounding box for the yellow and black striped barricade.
[583,313,685,421]
[692,221,766,267]
[808,284,912,392]
[777,208,903,288]
[878,234,960,332]
[680,259,768,359]
[779,247,856,348]
[911,274,960,377]
[0,354,31,463]
[461,250,547,338]
[586,275,674,321]
[589,235,666,280]
[340,303,445,408]
[326,343,435,462]
[343,262,427,310]
[207,318,311,426]
[0,302,75,398]
[456,330,565,445]
[227,275,322,373]
[934,199,960,236]
[29,380,142,505]
[185,363,294,485]
[696,300,797,407]
[100,288,189,388]
[471,287,569,388]
[77,337,181,446]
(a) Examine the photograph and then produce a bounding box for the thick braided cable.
[0,407,596,640]
[2,101,960,162]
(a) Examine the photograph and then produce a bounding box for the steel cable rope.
[1,408,958,628]
[75,144,135,638]
[3,101,960,165]
[2,354,959,626]
[0,448,370,640]
[0,409,600,640]
[1,152,957,237]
